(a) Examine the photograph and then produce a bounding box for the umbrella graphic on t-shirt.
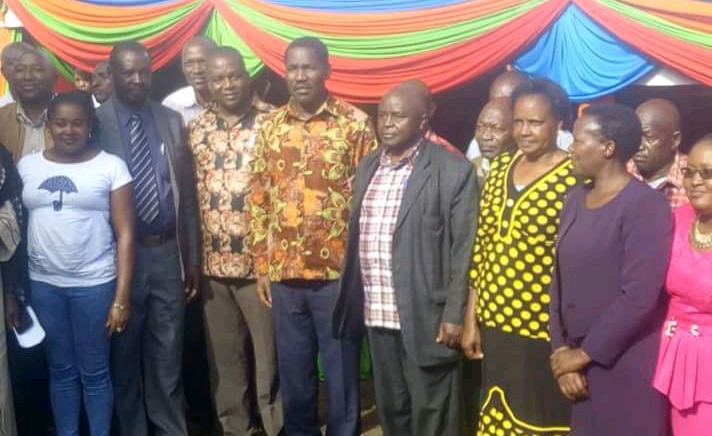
[38,176,78,211]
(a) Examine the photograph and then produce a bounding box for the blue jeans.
[31,279,115,436]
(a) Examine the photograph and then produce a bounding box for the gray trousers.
[0,280,17,436]
[202,278,282,436]
[367,327,462,436]
[111,238,187,436]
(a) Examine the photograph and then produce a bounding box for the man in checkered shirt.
[334,82,478,436]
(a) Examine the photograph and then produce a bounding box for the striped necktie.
[128,114,160,224]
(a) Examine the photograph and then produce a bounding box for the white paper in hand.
[13,306,45,348]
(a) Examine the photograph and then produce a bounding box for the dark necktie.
[128,114,160,224]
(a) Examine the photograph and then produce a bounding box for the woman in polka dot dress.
[463,79,577,436]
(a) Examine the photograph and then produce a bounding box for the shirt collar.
[380,137,424,169]
[206,95,269,126]
[286,94,339,121]
[650,152,686,190]
[15,102,47,128]
[114,98,151,128]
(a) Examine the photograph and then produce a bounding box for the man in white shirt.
[162,36,217,125]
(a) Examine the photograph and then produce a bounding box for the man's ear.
[671,130,682,151]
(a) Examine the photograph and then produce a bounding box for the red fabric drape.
[215,0,569,102]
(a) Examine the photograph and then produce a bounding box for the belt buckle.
[664,320,677,337]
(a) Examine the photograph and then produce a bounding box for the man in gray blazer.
[333,82,478,436]
[95,41,199,436]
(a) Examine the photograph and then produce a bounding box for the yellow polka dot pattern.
[477,386,570,436]
[470,152,576,341]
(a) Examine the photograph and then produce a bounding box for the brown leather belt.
[138,231,175,247]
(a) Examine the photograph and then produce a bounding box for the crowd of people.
[0,33,709,436]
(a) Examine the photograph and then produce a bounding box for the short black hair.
[583,103,642,162]
[110,40,150,68]
[208,46,246,69]
[47,91,98,137]
[511,78,572,128]
[285,37,329,66]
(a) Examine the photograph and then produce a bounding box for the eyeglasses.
[682,167,712,181]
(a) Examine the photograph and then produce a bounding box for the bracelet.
[112,303,129,311]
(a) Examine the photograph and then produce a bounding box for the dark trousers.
[271,280,360,436]
[203,278,283,436]
[367,327,462,436]
[111,238,187,436]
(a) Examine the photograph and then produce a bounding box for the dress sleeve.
[581,191,673,366]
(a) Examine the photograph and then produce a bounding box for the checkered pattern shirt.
[627,153,688,208]
[359,144,421,330]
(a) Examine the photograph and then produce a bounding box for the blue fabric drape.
[514,4,655,102]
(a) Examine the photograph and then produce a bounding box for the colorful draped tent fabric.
[514,4,655,101]
[4,0,711,102]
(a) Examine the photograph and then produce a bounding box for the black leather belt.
[138,231,175,247]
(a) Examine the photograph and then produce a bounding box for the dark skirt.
[477,326,571,436]
[570,328,669,436]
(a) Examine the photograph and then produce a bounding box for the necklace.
[689,218,712,250]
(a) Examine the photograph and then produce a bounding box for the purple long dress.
[550,180,672,436]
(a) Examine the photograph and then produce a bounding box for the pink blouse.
[654,204,712,410]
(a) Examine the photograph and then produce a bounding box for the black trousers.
[367,327,462,436]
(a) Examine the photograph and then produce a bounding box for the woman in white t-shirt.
[17,91,135,436]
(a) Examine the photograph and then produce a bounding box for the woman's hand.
[557,371,589,402]
[550,347,592,379]
[106,302,130,336]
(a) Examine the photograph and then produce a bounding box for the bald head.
[633,98,682,180]
[489,70,528,100]
[13,49,57,104]
[475,97,514,160]
[636,98,681,133]
[399,79,435,118]
[378,83,429,154]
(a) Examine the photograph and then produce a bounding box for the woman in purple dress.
[548,103,672,435]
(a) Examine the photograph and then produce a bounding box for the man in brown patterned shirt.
[248,37,376,435]
[187,47,282,436]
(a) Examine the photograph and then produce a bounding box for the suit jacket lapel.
[102,99,127,161]
[395,142,432,230]
[150,102,175,161]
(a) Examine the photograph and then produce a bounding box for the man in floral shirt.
[248,37,377,435]
[187,47,282,436]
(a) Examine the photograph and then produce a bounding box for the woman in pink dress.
[654,134,712,435]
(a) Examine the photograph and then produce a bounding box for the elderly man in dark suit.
[95,41,199,436]
[333,82,478,436]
